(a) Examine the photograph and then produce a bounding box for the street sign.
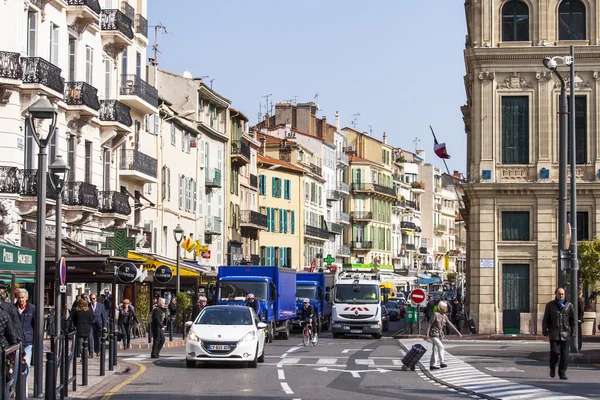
[116,262,137,283]
[59,285,67,293]
[414,278,441,285]
[59,256,67,285]
[310,258,316,272]
[410,288,427,305]
[202,250,211,259]
[324,254,335,266]
[154,265,173,284]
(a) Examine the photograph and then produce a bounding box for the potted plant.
[577,238,600,335]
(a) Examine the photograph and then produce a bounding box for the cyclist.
[246,293,262,320]
[300,298,316,344]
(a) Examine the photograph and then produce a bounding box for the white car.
[185,305,267,368]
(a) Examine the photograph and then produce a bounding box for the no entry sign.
[410,288,427,306]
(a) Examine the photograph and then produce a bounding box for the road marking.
[316,358,338,365]
[100,362,146,400]
[485,367,524,373]
[314,366,391,378]
[281,382,294,394]
[342,349,352,354]
[278,369,285,380]
[355,359,374,366]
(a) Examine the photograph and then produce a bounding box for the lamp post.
[49,155,70,337]
[173,224,184,294]
[27,94,58,397]
[543,46,579,354]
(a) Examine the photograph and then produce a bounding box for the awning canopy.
[0,241,36,273]
[128,251,209,277]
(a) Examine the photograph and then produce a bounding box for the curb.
[85,361,140,400]
[117,339,185,350]
[528,351,600,365]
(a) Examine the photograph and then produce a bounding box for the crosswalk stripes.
[401,339,590,400]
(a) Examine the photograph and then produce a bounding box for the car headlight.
[187,330,201,342]
[238,331,256,343]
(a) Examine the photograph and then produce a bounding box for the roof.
[129,251,209,274]
[229,107,249,122]
[256,134,282,145]
[257,154,306,173]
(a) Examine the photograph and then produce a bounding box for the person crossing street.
[542,287,576,380]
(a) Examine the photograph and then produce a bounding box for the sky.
[148,0,467,173]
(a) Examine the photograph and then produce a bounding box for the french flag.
[433,137,451,159]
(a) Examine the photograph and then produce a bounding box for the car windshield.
[334,284,379,304]
[296,286,316,302]
[397,298,406,306]
[197,308,253,325]
[386,302,398,309]
[219,281,267,301]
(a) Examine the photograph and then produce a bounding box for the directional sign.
[59,257,67,285]
[410,288,426,305]
[314,367,391,378]
[324,254,335,266]
[414,278,441,285]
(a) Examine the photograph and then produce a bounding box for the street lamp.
[49,155,70,337]
[173,224,184,294]
[27,93,58,397]
[543,45,579,354]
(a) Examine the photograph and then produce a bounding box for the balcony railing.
[435,224,447,232]
[0,167,21,194]
[249,174,258,189]
[351,211,373,220]
[98,190,131,215]
[393,173,403,182]
[309,163,322,177]
[240,210,268,230]
[401,221,416,230]
[231,140,250,160]
[419,246,428,254]
[205,168,222,188]
[329,222,343,235]
[65,81,100,110]
[336,152,349,166]
[337,181,349,193]
[337,211,350,224]
[337,246,351,257]
[119,149,158,178]
[20,170,58,199]
[405,244,416,251]
[66,0,101,14]
[0,51,23,80]
[372,183,396,197]
[305,224,330,240]
[326,190,341,201]
[351,241,373,250]
[63,181,99,208]
[134,14,148,37]
[437,246,447,253]
[100,9,134,39]
[205,216,222,234]
[22,57,65,94]
[120,74,158,108]
[406,200,418,210]
[351,182,395,197]
[99,100,132,127]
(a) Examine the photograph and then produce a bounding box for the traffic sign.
[410,288,427,305]
[59,257,67,285]
[310,258,316,272]
[324,254,335,266]
[414,278,441,285]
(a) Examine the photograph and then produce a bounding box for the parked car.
[443,291,457,301]
[385,301,401,321]
[381,305,390,332]
[185,305,266,368]
[388,297,406,318]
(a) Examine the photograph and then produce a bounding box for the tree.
[446,271,457,283]
[577,238,600,310]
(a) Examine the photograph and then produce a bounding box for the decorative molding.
[594,71,600,80]
[536,71,552,81]
[0,88,14,104]
[497,73,533,89]
[103,43,128,65]
[482,40,491,48]
[538,39,549,46]
[478,71,495,81]
[71,18,95,36]
[554,74,591,89]
[500,167,528,180]
[66,112,93,140]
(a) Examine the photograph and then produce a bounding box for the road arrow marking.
[314,366,391,378]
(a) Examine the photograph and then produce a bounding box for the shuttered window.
[502,96,529,164]
[501,211,530,241]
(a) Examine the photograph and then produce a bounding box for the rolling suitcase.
[468,318,476,334]
[401,343,427,371]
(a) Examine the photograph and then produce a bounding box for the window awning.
[128,251,209,276]
[0,241,36,273]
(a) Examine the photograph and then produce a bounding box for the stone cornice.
[462,182,600,199]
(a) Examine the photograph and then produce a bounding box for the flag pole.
[429,125,465,211]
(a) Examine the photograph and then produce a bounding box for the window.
[49,23,59,65]
[27,12,37,56]
[568,96,587,164]
[502,1,529,42]
[85,141,92,183]
[68,136,76,180]
[567,211,589,241]
[502,211,530,241]
[161,166,171,201]
[501,96,529,164]
[68,38,76,82]
[170,123,176,145]
[121,48,128,76]
[502,264,530,313]
[103,149,111,190]
[178,174,184,209]
[272,177,282,198]
[231,165,239,195]
[558,0,586,41]
[103,55,112,99]
[135,51,141,78]
[259,174,266,195]
[134,120,140,150]
[85,46,93,85]
[49,127,58,165]
[284,179,291,199]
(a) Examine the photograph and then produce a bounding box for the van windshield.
[334,284,379,304]
[219,281,267,301]
[296,286,316,302]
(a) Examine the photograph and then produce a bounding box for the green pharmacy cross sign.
[105,229,137,257]
[324,254,335,266]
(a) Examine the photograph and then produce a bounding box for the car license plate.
[208,345,231,351]
[350,330,362,333]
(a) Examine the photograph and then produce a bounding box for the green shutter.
[284,210,288,233]
[272,177,276,196]
[267,207,271,232]
[352,168,358,183]
[291,210,295,234]
[279,209,283,232]
[271,208,276,231]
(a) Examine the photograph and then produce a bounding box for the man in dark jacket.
[191,296,207,321]
[151,298,166,358]
[16,289,34,377]
[89,294,106,357]
[0,307,17,349]
[450,298,464,334]
[425,295,434,322]
[542,287,576,380]
[0,281,23,342]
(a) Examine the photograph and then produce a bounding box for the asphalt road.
[105,318,466,400]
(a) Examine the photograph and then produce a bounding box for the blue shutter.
[271,208,276,232]
[272,177,276,197]
[291,210,295,234]
[278,178,283,198]
[267,207,271,232]
[279,209,283,232]
[284,210,288,233]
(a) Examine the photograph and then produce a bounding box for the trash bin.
[406,306,418,324]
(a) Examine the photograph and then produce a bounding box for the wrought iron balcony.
[134,14,148,38]
[205,168,222,188]
[65,81,100,111]
[240,210,268,230]
[309,163,322,177]
[435,224,447,232]
[100,9,134,39]
[304,224,330,240]
[249,174,258,189]
[66,0,101,14]
[336,246,351,257]
[119,149,158,179]
[406,200,419,210]
[372,183,396,197]
[20,169,58,199]
[401,221,416,230]
[205,216,222,235]
[329,222,343,235]
[336,212,350,224]
[351,211,373,221]
[99,100,132,127]
[351,182,395,197]
[326,190,341,201]
[336,152,349,166]
[394,199,406,208]
[405,244,416,251]
[120,74,158,110]
[21,57,65,95]
[351,241,373,250]
[98,190,131,215]
[63,181,99,208]
[419,246,428,254]
[337,181,349,193]
[121,2,134,20]
[0,167,21,194]
[231,140,250,165]
[0,51,22,81]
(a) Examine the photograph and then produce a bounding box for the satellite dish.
[183,71,193,79]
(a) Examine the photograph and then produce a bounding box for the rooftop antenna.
[199,75,209,80]
[150,23,169,65]
[314,92,320,112]
[209,78,214,89]
[262,94,272,117]
[351,113,360,129]
[413,137,421,152]
[258,102,262,122]
[292,95,299,105]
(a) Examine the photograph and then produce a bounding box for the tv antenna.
[150,23,170,65]
[351,113,360,129]
[314,92,320,111]
[262,94,272,116]
[413,137,421,152]
[209,78,215,89]
[292,95,299,105]
[368,124,373,136]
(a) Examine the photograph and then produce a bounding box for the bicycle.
[301,320,318,347]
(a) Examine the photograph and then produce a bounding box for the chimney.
[417,150,425,159]
[335,111,340,130]
[321,116,327,139]
[259,137,266,155]
[383,132,387,144]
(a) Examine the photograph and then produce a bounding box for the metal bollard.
[108,332,114,371]
[17,357,27,400]
[100,333,106,376]
[45,352,56,400]
[82,338,89,386]
[113,332,118,366]
[169,317,173,342]
[148,321,152,343]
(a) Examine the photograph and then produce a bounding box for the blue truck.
[294,272,335,332]
[217,266,297,342]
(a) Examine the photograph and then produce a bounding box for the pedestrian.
[542,287,576,380]
[15,288,34,379]
[577,291,584,352]
[426,300,462,370]
[191,296,208,321]
[0,280,24,342]
[89,293,106,357]
[118,299,139,350]
[168,297,177,332]
[209,286,217,305]
[450,298,465,334]
[0,307,17,349]
[71,299,93,358]
[151,298,166,358]
[425,295,434,322]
